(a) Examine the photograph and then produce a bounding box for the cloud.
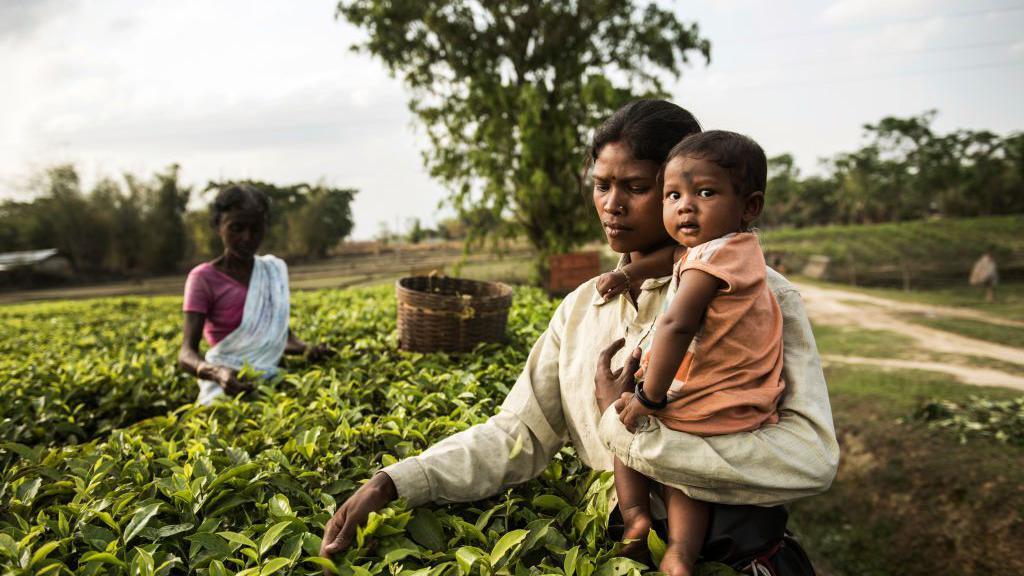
[0,0,73,41]
[822,0,931,24]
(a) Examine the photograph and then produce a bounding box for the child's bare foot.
[618,505,653,562]
[659,541,697,576]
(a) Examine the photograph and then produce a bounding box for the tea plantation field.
[0,287,738,575]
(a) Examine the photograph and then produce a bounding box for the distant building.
[0,249,73,286]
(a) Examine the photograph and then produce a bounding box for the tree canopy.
[761,111,1024,229]
[337,0,710,268]
[0,167,358,280]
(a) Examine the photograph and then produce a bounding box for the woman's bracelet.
[634,381,668,410]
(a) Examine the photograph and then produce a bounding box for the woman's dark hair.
[666,130,767,198]
[209,184,270,228]
[588,99,703,166]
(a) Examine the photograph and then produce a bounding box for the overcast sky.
[2,0,1022,239]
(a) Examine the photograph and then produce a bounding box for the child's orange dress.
[635,232,785,435]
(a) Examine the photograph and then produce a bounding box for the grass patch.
[789,365,1024,576]
[899,312,1024,348]
[952,354,1024,377]
[811,323,916,358]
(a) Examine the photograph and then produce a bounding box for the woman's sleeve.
[381,294,573,507]
[598,285,840,506]
[183,268,212,314]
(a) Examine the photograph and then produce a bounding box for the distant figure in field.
[969,252,999,303]
[178,184,332,405]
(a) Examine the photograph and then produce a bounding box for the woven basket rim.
[395,275,513,301]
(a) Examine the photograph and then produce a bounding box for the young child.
[597,131,785,576]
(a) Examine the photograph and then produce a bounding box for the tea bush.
[916,395,1024,446]
[0,287,737,575]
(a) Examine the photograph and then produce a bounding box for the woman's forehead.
[222,205,266,224]
[592,142,659,179]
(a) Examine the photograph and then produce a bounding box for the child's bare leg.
[660,485,709,576]
[614,457,652,558]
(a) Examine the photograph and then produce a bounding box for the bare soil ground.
[796,281,1024,390]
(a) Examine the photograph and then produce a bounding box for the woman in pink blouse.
[178,184,332,405]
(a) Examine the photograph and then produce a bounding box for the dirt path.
[795,281,1024,389]
[822,355,1024,392]
[799,283,1024,328]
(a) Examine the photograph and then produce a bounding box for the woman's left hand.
[595,338,641,412]
[618,395,654,433]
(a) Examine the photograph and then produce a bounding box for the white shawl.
[197,254,290,406]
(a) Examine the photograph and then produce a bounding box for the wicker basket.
[396,276,513,353]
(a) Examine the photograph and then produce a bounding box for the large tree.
[337,0,710,270]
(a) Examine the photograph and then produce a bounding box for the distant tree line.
[762,111,1024,229]
[0,164,357,277]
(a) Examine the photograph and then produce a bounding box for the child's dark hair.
[588,99,702,167]
[666,130,767,198]
[209,184,270,228]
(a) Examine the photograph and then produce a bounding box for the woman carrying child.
[178,184,332,405]
[321,100,838,573]
[600,130,785,575]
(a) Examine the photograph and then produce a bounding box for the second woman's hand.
[304,342,335,363]
[200,362,252,395]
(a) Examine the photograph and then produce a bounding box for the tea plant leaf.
[129,547,155,576]
[15,477,41,504]
[455,546,489,575]
[647,528,666,565]
[217,531,257,549]
[563,545,580,576]
[383,547,420,564]
[259,557,293,576]
[207,462,261,493]
[80,551,126,568]
[302,556,340,575]
[407,508,445,552]
[268,493,292,518]
[488,528,529,566]
[532,494,571,512]
[29,541,59,567]
[123,502,162,545]
[259,521,292,557]
[594,557,646,576]
[0,534,17,559]
[208,559,229,576]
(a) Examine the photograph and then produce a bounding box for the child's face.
[662,156,762,248]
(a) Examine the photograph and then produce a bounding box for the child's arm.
[618,268,722,431]
[596,244,685,301]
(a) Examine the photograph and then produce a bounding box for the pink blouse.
[182,263,248,346]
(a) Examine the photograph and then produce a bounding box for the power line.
[718,39,1022,74]
[737,4,1024,45]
